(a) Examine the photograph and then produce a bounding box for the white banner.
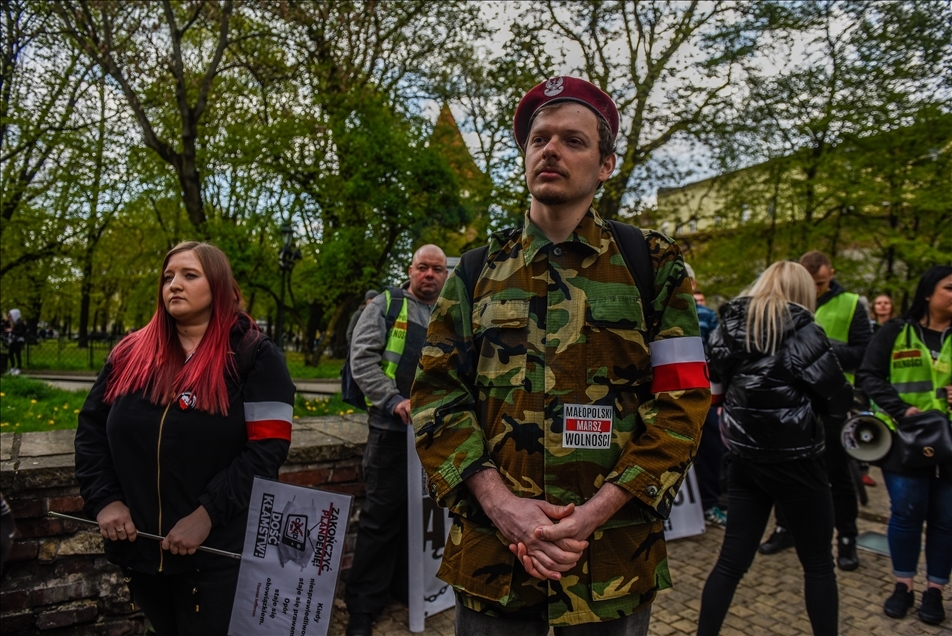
[407,428,455,632]
[663,465,706,540]
[228,477,352,636]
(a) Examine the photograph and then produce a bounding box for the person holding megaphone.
[857,265,952,626]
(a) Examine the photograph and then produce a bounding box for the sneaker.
[919,588,946,625]
[758,527,794,554]
[836,535,860,571]
[704,506,727,529]
[861,473,877,487]
[883,582,915,619]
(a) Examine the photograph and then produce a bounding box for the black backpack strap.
[384,287,405,331]
[606,220,655,325]
[341,289,404,411]
[458,246,490,302]
[458,228,522,302]
[232,322,266,385]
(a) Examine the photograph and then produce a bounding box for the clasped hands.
[96,500,212,556]
[469,469,631,581]
[491,494,598,582]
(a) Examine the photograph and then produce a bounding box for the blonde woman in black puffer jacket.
[697,261,852,636]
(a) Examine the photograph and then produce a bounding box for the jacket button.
[553,247,562,256]
[646,485,659,498]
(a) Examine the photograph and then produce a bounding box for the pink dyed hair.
[105,242,253,415]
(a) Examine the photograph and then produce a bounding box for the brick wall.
[0,416,368,635]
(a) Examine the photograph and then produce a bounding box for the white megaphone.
[840,412,893,462]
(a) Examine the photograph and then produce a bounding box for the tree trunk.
[303,301,323,366]
[176,128,206,228]
[178,165,206,230]
[320,302,351,363]
[78,257,93,349]
[596,168,632,221]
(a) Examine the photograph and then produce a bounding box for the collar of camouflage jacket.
[520,207,604,264]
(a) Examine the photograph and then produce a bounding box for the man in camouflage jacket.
[411,77,709,634]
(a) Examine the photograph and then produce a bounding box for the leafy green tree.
[1,0,93,223]
[430,42,550,231]
[416,104,495,255]
[682,0,952,303]
[241,2,485,361]
[291,93,466,361]
[505,0,779,220]
[52,0,242,229]
[1,0,103,304]
[837,109,952,306]
[73,77,132,347]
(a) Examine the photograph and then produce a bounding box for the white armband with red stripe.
[244,401,293,441]
[649,337,710,394]
[710,382,724,406]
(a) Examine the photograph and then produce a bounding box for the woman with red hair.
[75,242,295,635]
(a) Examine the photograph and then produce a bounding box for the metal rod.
[49,512,241,559]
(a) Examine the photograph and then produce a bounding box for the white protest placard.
[663,464,706,540]
[228,477,352,636]
[406,427,454,632]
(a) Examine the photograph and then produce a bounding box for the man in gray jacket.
[344,244,448,636]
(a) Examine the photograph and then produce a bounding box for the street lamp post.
[275,223,301,352]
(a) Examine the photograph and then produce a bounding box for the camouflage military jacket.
[411,209,709,626]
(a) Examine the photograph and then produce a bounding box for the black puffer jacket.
[709,297,852,462]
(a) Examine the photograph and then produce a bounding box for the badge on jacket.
[563,404,613,448]
[177,392,196,410]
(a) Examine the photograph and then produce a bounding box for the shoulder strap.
[384,287,405,331]
[235,328,266,385]
[606,220,655,323]
[458,228,522,302]
[458,246,490,302]
[460,224,655,313]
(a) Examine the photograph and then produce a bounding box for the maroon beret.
[513,76,619,150]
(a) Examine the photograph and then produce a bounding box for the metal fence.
[4,337,342,377]
[4,337,116,372]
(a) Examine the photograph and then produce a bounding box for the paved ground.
[327,466,950,636]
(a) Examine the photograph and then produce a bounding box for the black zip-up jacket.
[75,316,295,574]
[817,279,872,374]
[709,297,852,462]
[10,319,27,343]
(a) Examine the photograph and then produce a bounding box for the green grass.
[19,341,343,377]
[293,393,358,418]
[0,375,89,432]
[284,353,344,379]
[21,340,113,371]
[0,375,354,434]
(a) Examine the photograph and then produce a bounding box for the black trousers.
[698,456,838,636]
[345,428,409,617]
[455,595,652,635]
[126,563,240,636]
[8,341,23,369]
[695,407,726,510]
[776,419,857,538]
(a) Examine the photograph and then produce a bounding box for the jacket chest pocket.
[584,295,650,388]
[472,298,529,387]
